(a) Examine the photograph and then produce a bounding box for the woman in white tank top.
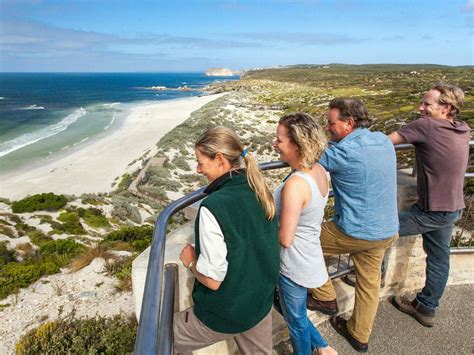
[273,113,337,355]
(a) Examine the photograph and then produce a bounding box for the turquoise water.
[0,73,235,171]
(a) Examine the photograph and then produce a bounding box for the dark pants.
[398,203,462,312]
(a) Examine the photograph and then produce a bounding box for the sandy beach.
[0,93,224,200]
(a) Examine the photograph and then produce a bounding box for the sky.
[0,0,473,72]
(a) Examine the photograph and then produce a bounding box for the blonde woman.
[273,113,337,355]
[174,127,280,354]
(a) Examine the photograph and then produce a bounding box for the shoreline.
[0,93,225,200]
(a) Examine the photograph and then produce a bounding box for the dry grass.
[68,244,115,272]
[107,241,135,252]
[15,242,34,257]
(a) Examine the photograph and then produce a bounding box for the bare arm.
[180,244,223,291]
[279,176,309,248]
[389,132,407,145]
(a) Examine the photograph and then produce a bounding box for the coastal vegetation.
[15,314,137,354]
[0,238,85,299]
[12,193,67,213]
[102,225,153,253]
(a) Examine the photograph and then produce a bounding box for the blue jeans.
[278,274,328,354]
[399,203,462,312]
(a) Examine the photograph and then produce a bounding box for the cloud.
[239,32,365,45]
[463,0,474,12]
[0,20,117,54]
[0,20,263,60]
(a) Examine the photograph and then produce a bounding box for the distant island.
[205,68,241,76]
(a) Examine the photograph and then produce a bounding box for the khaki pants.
[310,221,398,343]
[174,307,272,354]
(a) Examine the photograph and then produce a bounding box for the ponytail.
[242,153,276,220]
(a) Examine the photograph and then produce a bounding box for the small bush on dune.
[104,256,135,291]
[0,239,85,299]
[77,207,110,228]
[111,196,142,224]
[0,261,60,299]
[14,222,36,236]
[11,193,67,213]
[0,241,16,266]
[56,212,86,235]
[0,197,11,205]
[15,314,137,354]
[102,225,153,252]
[80,193,108,205]
[118,173,132,190]
[39,239,85,260]
[172,155,191,171]
[0,224,16,238]
[28,230,52,247]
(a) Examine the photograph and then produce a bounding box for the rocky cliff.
[205,68,240,76]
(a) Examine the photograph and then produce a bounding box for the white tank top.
[274,170,329,288]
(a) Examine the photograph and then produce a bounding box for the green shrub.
[0,263,43,299]
[28,230,52,247]
[0,259,62,300]
[14,222,36,236]
[80,193,107,206]
[111,197,142,224]
[39,239,85,260]
[15,314,137,354]
[104,256,135,291]
[0,241,15,266]
[118,173,132,190]
[0,218,12,225]
[103,225,153,252]
[172,155,191,170]
[56,212,86,235]
[0,239,85,299]
[11,193,67,213]
[77,208,110,228]
[0,224,15,238]
[0,197,11,205]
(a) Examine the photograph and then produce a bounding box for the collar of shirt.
[329,128,366,147]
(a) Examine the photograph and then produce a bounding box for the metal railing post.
[157,263,179,355]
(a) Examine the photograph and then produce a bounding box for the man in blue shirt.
[306,98,399,352]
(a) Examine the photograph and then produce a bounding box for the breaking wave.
[0,107,86,157]
[18,104,45,110]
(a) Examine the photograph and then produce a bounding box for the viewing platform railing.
[134,141,473,355]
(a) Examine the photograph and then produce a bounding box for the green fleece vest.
[193,172,279,334]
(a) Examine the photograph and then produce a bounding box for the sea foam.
[0,107,87,157]
[18,104,45,110]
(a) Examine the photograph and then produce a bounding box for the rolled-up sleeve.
[319,146,348,173]
[196,207,228,281]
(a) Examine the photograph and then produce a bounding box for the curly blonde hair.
[278,113,327,170]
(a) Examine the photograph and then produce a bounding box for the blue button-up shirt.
[319,128,399,240]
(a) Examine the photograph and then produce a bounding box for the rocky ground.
[0,258,134,354]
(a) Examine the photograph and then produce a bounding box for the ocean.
[0,72,235,172]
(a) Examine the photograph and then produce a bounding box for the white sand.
[0,94,224,200]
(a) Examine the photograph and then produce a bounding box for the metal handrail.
[134,141,473,354]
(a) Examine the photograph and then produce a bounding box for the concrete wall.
[131,170,474,353]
